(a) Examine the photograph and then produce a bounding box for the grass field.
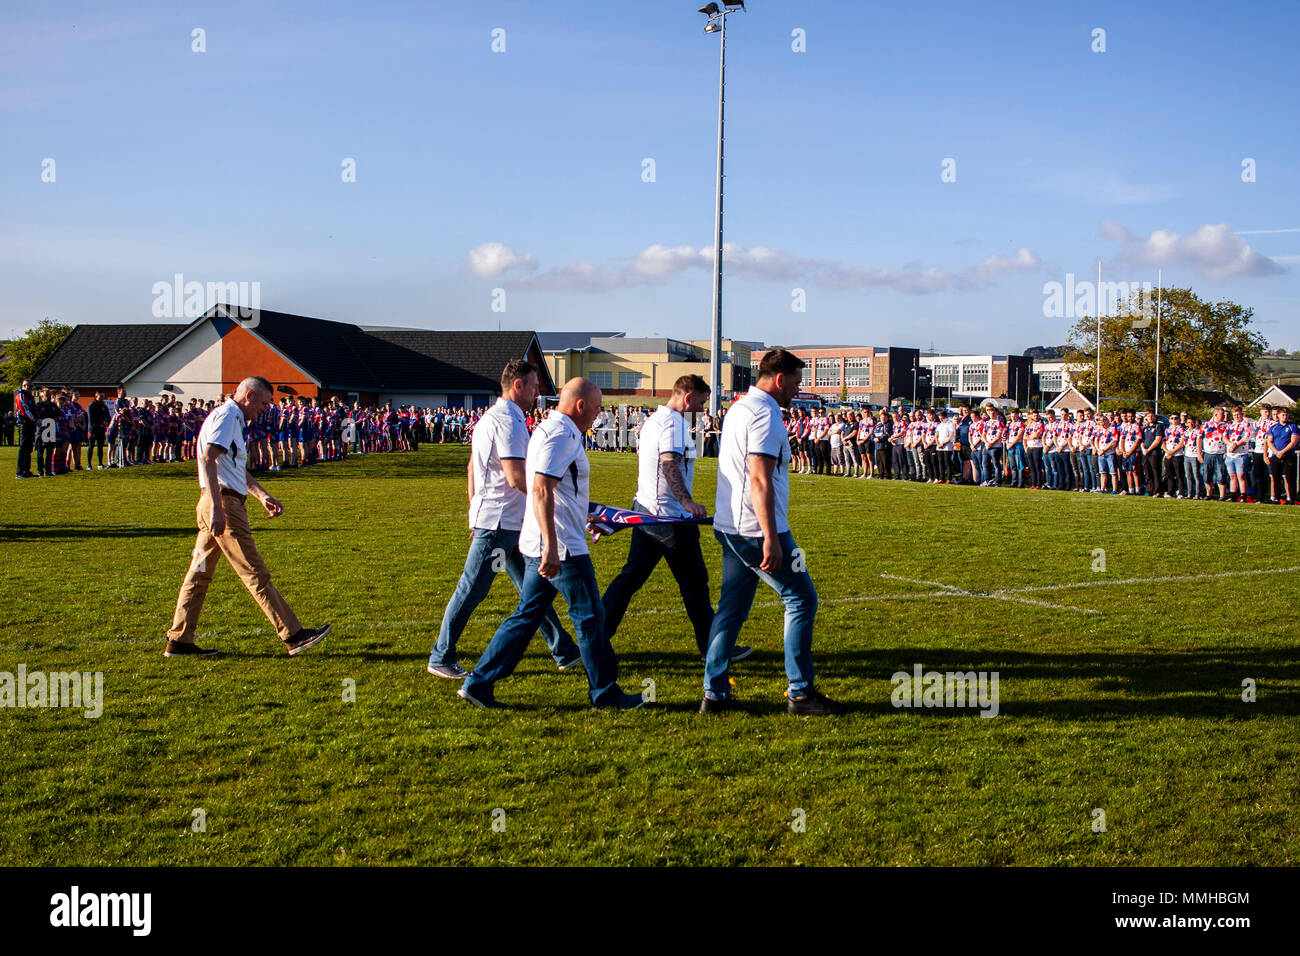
[2,442,1299,866]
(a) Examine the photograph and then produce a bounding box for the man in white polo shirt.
[427,360,581,679]
[701,349,843,716]
[600,374,752,661]
[459,378,647,710]
[164,376,330,657]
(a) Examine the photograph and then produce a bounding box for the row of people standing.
[785,403,1299,503]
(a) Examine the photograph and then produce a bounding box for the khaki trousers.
[167,491,302,644]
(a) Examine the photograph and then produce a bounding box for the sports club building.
[33,305,555,408]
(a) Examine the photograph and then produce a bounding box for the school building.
[540,333,755,399]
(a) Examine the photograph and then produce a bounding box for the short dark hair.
[501,359,536,393]
[757,348,805,381]
[673,374,710,396]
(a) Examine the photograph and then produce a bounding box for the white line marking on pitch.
[996,564,1300,595]
[881,573,1100,615]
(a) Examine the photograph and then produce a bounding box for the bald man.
[459,378,648,709]
[164,376,331,657]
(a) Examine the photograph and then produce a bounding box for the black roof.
[34,308,553,395]
[33,324,187,386]
[361,329,549,393]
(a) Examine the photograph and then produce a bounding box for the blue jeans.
[1081,450,1096,490]
[429,528,579,668]
[1203,453,1227,487]
[985,447,1004,486]
[463,554,624,705]
[1184,456,1202,495]
[1008,445,1025,487]
[705,530,816,700]
[972,448,987,483]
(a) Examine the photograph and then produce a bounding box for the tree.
[3,318,73,387]
[1060,287,1263,415]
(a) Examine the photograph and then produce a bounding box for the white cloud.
[632,244,706,277]
[1100,219,1133,243]
[467,242,537,278]
[1109,222,1284,279]
[968,248,1041,281]
[495,241,1045,294]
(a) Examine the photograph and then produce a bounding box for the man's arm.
[244,472,285,518]
[501,458,527,494]
[660,452,706,518]
[466,456,475,501]
[532,472,562,578]
[200,444,227,536]
[747,453,780,573]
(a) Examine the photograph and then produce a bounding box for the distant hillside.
[1022,345,1068,360]
[1255,352,1300,385]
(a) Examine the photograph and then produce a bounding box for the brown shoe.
[163,640,219,658]
[286,624,331,656]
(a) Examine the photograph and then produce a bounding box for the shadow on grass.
[0,524,351,542]
[606,647,1300,718]
[1,525,200,541]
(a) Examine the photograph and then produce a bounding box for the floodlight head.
[723,0,745,7]
[704,21,720,32]
[698,3,720,14]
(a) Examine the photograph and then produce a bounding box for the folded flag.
[587,502,713,542]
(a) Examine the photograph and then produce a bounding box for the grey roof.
[537,331,624,352]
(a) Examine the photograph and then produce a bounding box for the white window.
[618,372,642,389]
[590,372,613,389]
[933,364,959,388]
[961,364,990,392]
[814,357,840,387]
[1039,370,1064,393]
[845,356,871,388]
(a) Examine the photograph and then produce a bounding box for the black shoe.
[286,623,331,656]
[787,688,845,716]
[457,684,507,709]
[163,640,219,658]
[699,695,755,715]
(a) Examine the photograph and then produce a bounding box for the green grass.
[1,444,1298,865]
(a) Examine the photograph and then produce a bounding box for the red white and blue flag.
[587,502,713,542]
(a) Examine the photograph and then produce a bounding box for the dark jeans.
[891,444,907,479]
[464,553,625,706]
[985,447,1004,485]
[874,444,891,479]
[88,427,107,466]
[816,440,831,474]
[922,447,938,480]
[1252,452,1272,503]
[1026,447,1043,487]
[16,420,35,475]
[602,523,713,654]
[1164,456,1184,497]
[1142,451,1162,494]
[1269,454,1297,501]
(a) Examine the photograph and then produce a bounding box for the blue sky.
[3,0,1298,353]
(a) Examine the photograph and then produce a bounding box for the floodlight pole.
[703,4,740,416]
[1155,268,1162,418]
[1096,259,1102,409]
